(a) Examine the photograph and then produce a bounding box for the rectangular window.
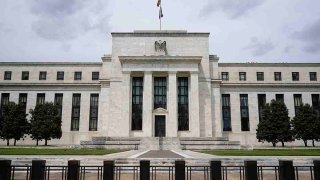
[39,71,47,80]
[257,94,266,121]
[132,77,143,130]
[4,71,11,80]
[311,94,320,119]
[54,93,63,120]
[92,72,99,81]
[22,71,29,80]
[154,77,167,109]
[1,93,10,116]
[74,72,82,80]
[36,93,45,105]
[239,72,246,81]
[221,72,229,81]
[292,72,299,81]
[257,72,264,81]
[178,77,189,131]
[222,94,231,131]
[274,72,282,81]
[310,72,317,81]
[71,94,81,131]
[240,94,250,131]
[89,94,99,131]
[294,94,302,115]
[19,93,28,112]
[57,71,64,80]
[276,94,284,103]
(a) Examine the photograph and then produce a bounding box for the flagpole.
[160,5,162,30]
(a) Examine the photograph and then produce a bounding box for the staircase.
[139,137,181,150]
[180,137,241,150]
[80,137,141,150]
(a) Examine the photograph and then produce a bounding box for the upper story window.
[4,71,11,80]
[57,71,64,80]
[310,72,317,81]
[221,72,229,81]
[274,72,282,81]
[21,71,29,80]
[239,72,246,81]
[257,72,264,81]
[39,71,47,80]
[74,71,82,80]
[92,72,99,81]
[292,72,299,81]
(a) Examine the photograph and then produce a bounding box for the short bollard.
[140,160,150,180]
[210,161,222,180]
[314,160,320,180]
[175,161,185,180]
[68,160,80,180]
[103,161,114,180]
[0,160,11,180]
[244,161,258,180]
[31,160,46,180]
[279,160,295,180]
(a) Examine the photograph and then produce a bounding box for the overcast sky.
[0,0,319,63]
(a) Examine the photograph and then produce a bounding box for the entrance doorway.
[155,115,166,137]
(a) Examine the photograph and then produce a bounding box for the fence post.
[103,161,114,180]
[210,161,222,180]
[140,160,150,180]
[314,160,320,180]
[68,160,80,180]
[175,160,185,180]
[279,160,295,180]
[31,160,46,180]
[245,161,258,180]
[0,160,11,180]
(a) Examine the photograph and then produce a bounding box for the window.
[4,71,11,80]
[54,93,63,119]
[132,77,143,131]
[257,72,264,81]
[39,71,47,80]
[293,94,302,115]
[310,72,317,81]
[276,94,284,103]
[57,71,64,80]
[292,72,299,81]
[222,94,231,131]
[154,77,167,109]
[19,93,28,112]
[89,94,99,131]
[274,72,282,81]
[1,93,10,116]
[257,94,266,122]
[36,93,45,105]
[92,72,99,81]
[74,72,82,80]
[22,71,29,80]
[178,77,189,131]
[239,72,246,81]
[71,94,81,131]
[221,72,229,81]
[312,94,320,119]
[240,94,249,131]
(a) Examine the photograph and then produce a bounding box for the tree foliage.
[29,102,62,146]
[256,100,293,147]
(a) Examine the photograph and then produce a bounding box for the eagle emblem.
[155,40,167,55]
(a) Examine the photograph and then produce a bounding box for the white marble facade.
[0,30,319,146]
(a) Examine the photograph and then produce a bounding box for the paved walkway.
[138,150,184,158]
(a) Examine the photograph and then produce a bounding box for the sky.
[0,0,319,63]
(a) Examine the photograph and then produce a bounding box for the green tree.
[292,103,318,147]
[29,102,62,146]
[256,100,293,147]
[0,102,28,146]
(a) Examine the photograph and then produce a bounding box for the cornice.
[119,56,202,64]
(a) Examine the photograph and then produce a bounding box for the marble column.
[142,71,153,137]
[212,84,223,137]
[190,72,200,137]
[167,71,178,137]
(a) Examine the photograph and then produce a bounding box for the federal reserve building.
[0,30,319,148]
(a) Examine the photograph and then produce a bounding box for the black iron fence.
[0,159,319,180]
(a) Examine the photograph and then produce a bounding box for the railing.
[0,159,319,180]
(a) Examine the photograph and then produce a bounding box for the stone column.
[142,71,153,137]
[167,71,178,137]
[212,83,223,138]
[190,72,200,137]
[118,72,130,137]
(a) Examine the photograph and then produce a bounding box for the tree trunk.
[6,139,9,146]
[272,142,276,147]
[304,140,308,147]
[45,139,48,146]
[281,141,284,147]
[312,140,315,147]
[36,139,39,146]
[14,139,16,146]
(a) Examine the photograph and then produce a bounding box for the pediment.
[153,107,168,114]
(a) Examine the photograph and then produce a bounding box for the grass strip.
[201,149,320,156]
[0,148,124,155]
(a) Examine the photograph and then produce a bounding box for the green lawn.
[0,148,124,155]
[201,149,320,156]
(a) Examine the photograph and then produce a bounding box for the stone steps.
[180,137,241,150]
[80,137,141,150]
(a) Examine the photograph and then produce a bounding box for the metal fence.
[0,159,319,180]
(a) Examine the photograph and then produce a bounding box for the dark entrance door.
[155,115,166,137]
